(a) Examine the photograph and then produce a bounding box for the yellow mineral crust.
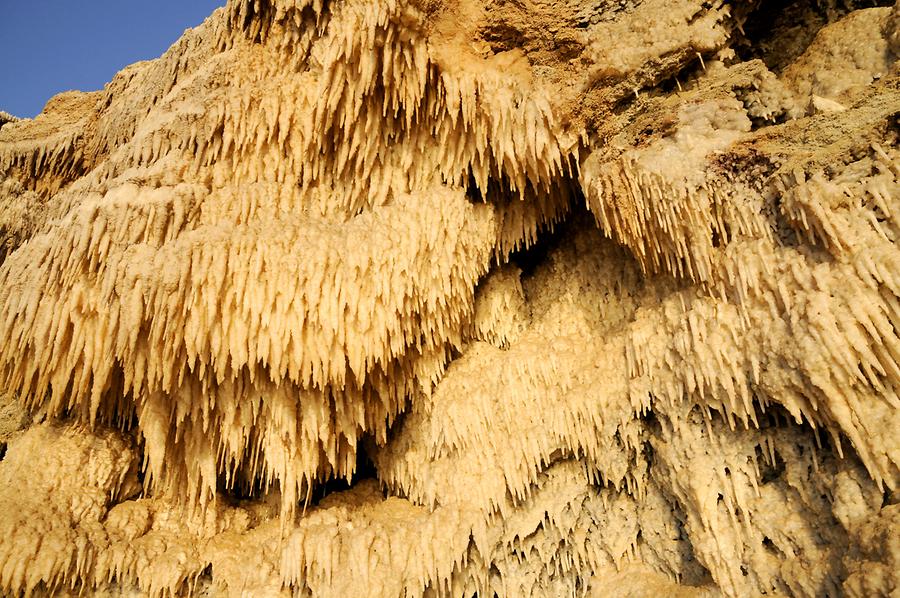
[0,0,899,596]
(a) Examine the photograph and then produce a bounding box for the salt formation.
[0,0,898,595]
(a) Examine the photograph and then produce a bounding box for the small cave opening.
[216,435,381,507]
[308,440,380,506]
[221,468,268,501]
[507,221,568,278]
[758,449,787,485]
[670,499,717,586]
[464,160,591,281]
[507,184,592,278]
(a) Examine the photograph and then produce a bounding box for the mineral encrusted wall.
[0,0,898,596]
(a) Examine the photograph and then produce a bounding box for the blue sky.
[0,1,225,118]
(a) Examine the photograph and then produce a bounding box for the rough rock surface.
[0,0,898,596]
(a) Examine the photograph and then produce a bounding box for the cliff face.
[0,0,898,596]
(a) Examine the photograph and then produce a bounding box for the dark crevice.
[222,468,267,501]
[757,446,786,485]
[463,159,587,279]
[219,431,380,506]
[762,536,779,553]
[733,0,895,73]
[132,433,148,492]
[508,222,567,277]
[769,193,802,248]
[506,189,591,278]
[465,169,484,203]
[670,499,716,586]
[192,564,214,594]
[308,439,380,506]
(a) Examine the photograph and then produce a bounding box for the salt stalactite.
[469,265,527,349]
[0,185,497,518]
[0,0,899,596]
[0,178,42,264]
[579,65,900,492]
[0,0,582,526]
[0,92,99,199]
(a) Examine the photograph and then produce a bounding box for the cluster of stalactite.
[0,0,897,596]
